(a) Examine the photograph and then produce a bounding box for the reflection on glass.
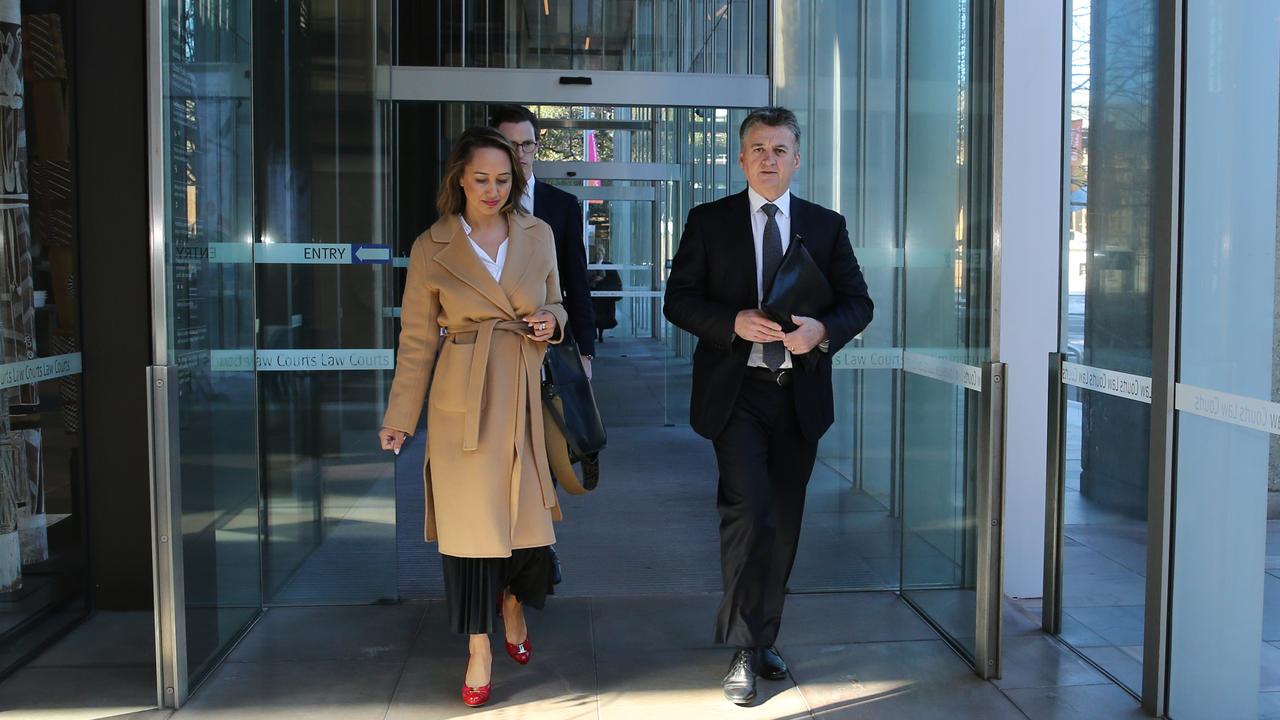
[774,0,904,591]
[899,0,994,660]
[162,0,261,684]
[1057,0,1157,693]
[0,3,90,676]
[1168,1,1279,716]
[397,0,766,74]
[254,2,395,606]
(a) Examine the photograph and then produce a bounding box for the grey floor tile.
[1059,540,1140,581]
[1071,646,1141,694]
[550,425,723,597]
[1003,683,1144,720]
[864,557,901,588]
[1259,690,1280,720]
[589,594,723,656]
[387,645,597,719]
[777,593,938,646]
[1063,524,1147,577]
[1265,574,1280,643]
[790,546,881,591]
[1004,601,1043,637]
[0,665,156,719]
[899,588,977,651]
[174,659,402,720]
[994,636,1112,690]
[595,647,810,720]
[1060,572,1145,608]
[1059,605,1143,648]
[785,641,1025,719]
[29,611,156,668]
[1262,641,1280,692]
[225,603,426,663]
[1056,614,1109,649]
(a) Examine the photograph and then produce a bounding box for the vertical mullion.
[1142,0,1185,715]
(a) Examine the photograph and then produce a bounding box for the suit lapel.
[726,190,758,305]
[431,214,516,317]
[532,181,552,225]
[789,194,808,249]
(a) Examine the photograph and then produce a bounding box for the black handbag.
[761,234,834,332]
[542,326,606,493]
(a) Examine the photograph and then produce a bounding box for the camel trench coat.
[382,212,568,558]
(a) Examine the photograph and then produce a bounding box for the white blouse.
[460,215,508,282]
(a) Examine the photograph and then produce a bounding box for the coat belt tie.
[448,318,557,512]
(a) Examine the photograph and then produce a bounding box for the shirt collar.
[524,174,536,197]
[459,214,472,235]
[747,187,791,218]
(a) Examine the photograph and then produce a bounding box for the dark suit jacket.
[663,190,874,442]
[533,180,595,355]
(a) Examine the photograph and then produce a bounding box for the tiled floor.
[0,339,1145,718]
[0,597,1143,719]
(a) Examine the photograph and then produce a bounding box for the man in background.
[493,104,596,585]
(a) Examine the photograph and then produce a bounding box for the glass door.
[149,0,263,706]
[897,0,1002,676]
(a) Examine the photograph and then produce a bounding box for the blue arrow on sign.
[351,244,392,265]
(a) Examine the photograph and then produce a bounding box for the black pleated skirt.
[441,546,555,635]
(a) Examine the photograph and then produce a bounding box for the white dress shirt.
[460,215,508,282]
[746,187,793,369]
[520,175,536,215]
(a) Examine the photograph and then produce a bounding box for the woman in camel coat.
[378,127,566,708]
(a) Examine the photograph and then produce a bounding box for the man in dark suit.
[663,107,874,706]
[493,105,595,586]
[492,105,596,369]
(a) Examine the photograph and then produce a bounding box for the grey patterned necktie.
[760,203,785,371]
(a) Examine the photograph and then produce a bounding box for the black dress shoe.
[722,649,757,705]
[757,646,787,680]
[550,546,562,585]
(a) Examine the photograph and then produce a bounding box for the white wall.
[997,0,1065,599]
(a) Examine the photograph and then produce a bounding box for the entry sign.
[200,242,392,265]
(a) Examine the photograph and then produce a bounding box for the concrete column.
[997,0,1065,599]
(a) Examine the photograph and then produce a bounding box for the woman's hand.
[524,310,557,342]
[379,427,408,455]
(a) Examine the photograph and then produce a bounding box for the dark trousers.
[712,376,818,648]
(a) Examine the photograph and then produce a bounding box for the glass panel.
[161,0,262,684]
[254,1,395,605]
[395,0,765,74]
[1169,0,1280,716]
[1056,0,1159,693]
[774,0,905,591]
[0,2,90,674]
[899,0,995,661]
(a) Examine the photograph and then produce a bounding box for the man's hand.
[734,309,786,343]
[580,354,593,379]
[785,315,827,355]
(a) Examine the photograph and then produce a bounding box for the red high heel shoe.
[498,591,533,665]
[462,650,492,707]
[504,632,532,665]
[461,681,491,708]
